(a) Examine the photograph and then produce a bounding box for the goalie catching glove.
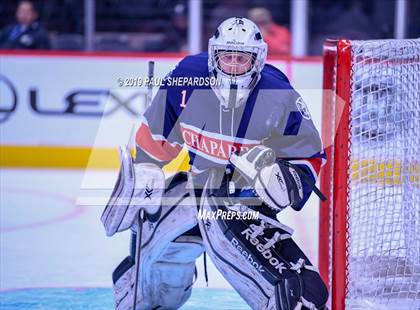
[229,145,304,212]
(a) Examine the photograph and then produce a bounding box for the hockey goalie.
[101,17,329,310]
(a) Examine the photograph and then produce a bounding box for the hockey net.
[319,39,420,310]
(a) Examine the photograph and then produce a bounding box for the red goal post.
[318,38,420,310]
[318,39,351,310]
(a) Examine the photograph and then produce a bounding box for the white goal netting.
[346,39,420,309]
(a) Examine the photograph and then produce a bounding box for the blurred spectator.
[0,1,50,50]
[323,1,379,39]
[248,7,290,56]
[164,3,188,52]
[308,0,381,55]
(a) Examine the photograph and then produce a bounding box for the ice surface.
[0,288,250,310]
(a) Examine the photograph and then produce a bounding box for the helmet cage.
[210,43,265,79]
[214,49,257,77]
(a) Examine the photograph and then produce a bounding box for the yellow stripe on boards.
[0,145,190,173]
[351,159,419,186]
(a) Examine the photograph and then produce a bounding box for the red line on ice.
[0,188,87,233]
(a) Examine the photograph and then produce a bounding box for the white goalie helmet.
[208,17,267,109]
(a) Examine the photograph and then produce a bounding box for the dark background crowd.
[0,0,419,55]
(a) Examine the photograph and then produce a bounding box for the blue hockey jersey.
[135,52,325,210]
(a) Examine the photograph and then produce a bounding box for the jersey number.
[180,90,187,108]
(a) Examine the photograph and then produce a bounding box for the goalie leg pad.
[275,277,303,310]
[279,238,329,309]
[198,169,328,310]
[113,236,204,310]
[112,173,204,310]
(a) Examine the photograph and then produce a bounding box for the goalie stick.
[131,60,155,310]
[146,61,155,109]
